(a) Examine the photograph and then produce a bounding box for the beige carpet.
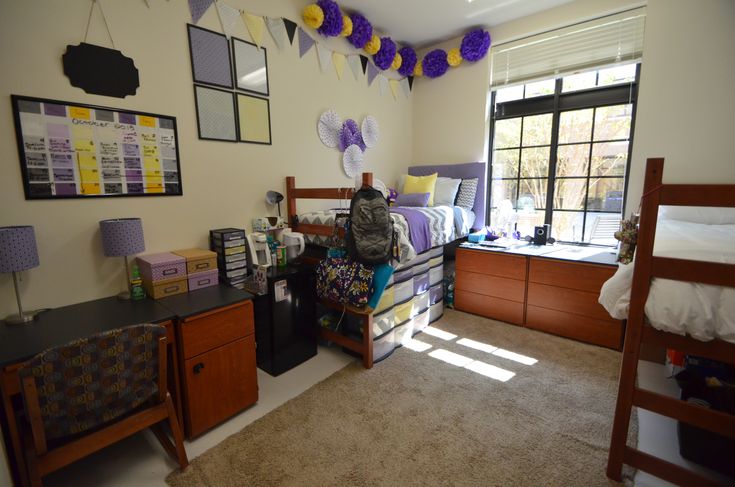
[167,309,636,487]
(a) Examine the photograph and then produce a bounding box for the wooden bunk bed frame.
[285,173,375,369]
[607,158,735,486]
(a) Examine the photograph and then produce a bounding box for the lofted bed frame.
[606,158,735,486]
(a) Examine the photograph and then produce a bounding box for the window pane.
[516,210,545,238]
[491,179,518,208]
[495,85,524,103]
[554,178,587,210]
[524,79,555,98]
[587,177,624,212]
[494,118,521,149]
[519,179,547,210]
[520,147,549,178]
[558,108,593,144]
[562,71,597,92]
[597,64,636,87]
[522,113,552,146]
[585,213,621,246]
[552,211,584,242]
[556,143,590,177]
[492,149,519,179]
[593,104,632,141]
[591,141,628,176]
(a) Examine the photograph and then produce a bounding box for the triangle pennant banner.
[188,0,213,24]
[359,55,368,74]
[298,27,315,57]
[408,76,414,91]
[379,75,388,96]
[283,18,298,45]
[366,62,379,86]
[316,43,332,73]
[400,78,411,98]
[265,17,287,50]
[332,52,346,80]
[347,55,362,81]
[389,79,400,100]
[216,2,240,38]
[242,12,265,47]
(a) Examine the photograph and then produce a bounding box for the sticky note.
[143,145,159,157]
[69,107,91,120]
[81,183,101,195]
[138,116,155,127]
[144,156,161,170]
[80,168,100,182]
[77,153,97,168]
[141,132,156,143]
[72,124,94,139]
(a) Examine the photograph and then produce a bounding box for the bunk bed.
[606,158,735,486]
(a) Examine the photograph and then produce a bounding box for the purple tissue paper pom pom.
[347,13,372,48]
[373,37,397,71]
[316,0,343,37]
[423,49,449,78]
[339,119,365,152]
[460,29,491,62]
[397,47,417,77]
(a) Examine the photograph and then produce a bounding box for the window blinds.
[490,7,646,88]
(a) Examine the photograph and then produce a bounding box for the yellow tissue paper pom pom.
[447,48,462,67]
[414,60,423,77]
[302,4,324,30]
[364,34,381,55]
[340,15,353,37]
[391,53,402,70]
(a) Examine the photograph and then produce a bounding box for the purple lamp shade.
[0,226,40,273]
[99,218,145,257]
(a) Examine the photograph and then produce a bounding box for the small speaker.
[533,224,550,245]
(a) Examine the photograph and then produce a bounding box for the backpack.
[346,186,394,265]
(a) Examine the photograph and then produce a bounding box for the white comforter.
[599,219,735,343]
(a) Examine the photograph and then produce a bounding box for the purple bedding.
[389,207,432,254]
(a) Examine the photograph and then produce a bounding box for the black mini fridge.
[250,265,317,376]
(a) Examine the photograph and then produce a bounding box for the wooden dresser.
[455,246,623,350]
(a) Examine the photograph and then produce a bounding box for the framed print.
[194,85,238,142]
[187,24,233,89]
[237,94,271,145]
[232,37,269,96]
[11,94,183,199]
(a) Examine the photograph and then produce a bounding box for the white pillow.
[433,177,462,206]
[397,174,406,193]
[658,206,735,224]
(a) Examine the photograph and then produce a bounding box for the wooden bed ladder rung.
[641,325,735,366]
[622,447,731,487]
[659,185,735,207]
[633,388,735,438]
[651,257,735,287]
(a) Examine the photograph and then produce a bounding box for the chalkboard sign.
[11,95,183,199]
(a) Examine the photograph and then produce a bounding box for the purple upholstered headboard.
[408,162,487,230]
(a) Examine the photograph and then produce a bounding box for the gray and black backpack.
[346,186,394,265]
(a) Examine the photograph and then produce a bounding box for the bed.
[605,158,735,486]
[285,162,486,367]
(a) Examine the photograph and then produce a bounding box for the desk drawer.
[529,258,615,292]
[456,249,526,280]
[455,270,525,302]
[455,290,524,325]
[180,301,253,359]
[527,282,614,322]
[526,305,623,350]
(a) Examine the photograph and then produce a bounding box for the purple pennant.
[298,27,315,58]
[366,62,379,86]
[188,0,213,24]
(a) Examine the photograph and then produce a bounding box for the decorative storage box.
[143,275,188,299]
[137,252,187,282]
[188,269,219,291]
[173,248,217,275]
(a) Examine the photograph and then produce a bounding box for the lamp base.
[5,311,39,325]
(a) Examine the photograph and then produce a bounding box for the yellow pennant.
[242,12,265,47]
[332,52,346,80]
[389,79,400,100]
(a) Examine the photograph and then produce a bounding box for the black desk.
[157,285,252,319]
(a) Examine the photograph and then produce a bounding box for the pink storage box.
[137,252,187,283]
[188,269,219,291]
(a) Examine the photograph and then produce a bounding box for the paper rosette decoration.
[318,110,342,148]
[342,144,364,177]
[361,115,379,148]
[372,178,388,199]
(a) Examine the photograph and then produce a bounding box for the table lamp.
[265,190,284,216]
[0,226,40,324]
[100,218,145,299]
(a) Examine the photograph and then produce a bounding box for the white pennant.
[378,75,388,96]
[265,17,287,50]
[400,78,411,98]
[216,1,240,38]
[347,55,362,81]
[316,43,332,73]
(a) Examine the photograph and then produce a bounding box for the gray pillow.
[433,177,462,206]
[455,178,478,209]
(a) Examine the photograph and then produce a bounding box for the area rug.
[167,309,636,486]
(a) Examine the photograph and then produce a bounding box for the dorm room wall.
[0,0,413,317]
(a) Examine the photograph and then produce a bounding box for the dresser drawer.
[527,282,614,322]
[455,290,524,325]
[456,249,526,280]
[180,301,254,359]
[455,270,525,302]
[526,305,623,350]
[529,258,615,292]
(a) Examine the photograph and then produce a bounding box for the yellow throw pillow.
[403,173,438,206]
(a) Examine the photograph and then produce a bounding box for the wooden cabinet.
[178,301,258,438]
[454,248,624,350]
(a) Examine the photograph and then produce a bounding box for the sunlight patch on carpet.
[422,326,457,341]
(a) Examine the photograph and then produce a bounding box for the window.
[488,63,639,245]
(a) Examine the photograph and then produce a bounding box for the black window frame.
[487,64,641,245]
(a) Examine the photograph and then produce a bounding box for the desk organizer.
[210,228,248,289]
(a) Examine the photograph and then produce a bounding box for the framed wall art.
[232,37,269,96]
[187,24,233,89]
[194,85,238,142]
[237,94,271,145]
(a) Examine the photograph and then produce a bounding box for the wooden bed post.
[606,158,664,481]
[362,172,373,187]
[286,176,297,228]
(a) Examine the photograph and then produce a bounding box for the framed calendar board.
[11,95,183,199]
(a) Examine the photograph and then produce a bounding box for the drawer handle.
[193,363,205,374]
[164,285,179,293]
[163,268,177,276]
[197,278,211,286]
[195,262,208,269]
